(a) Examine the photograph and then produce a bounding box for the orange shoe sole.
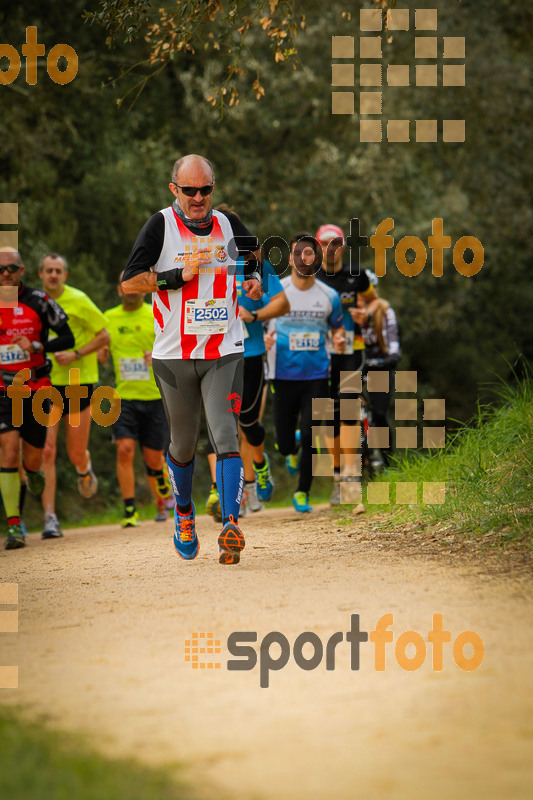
[218,526,245,565]
[173,540,200,560]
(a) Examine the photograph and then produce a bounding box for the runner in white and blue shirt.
[267,276,344,381]
[266,233,345,513]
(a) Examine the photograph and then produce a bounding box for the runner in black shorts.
[0,396,52,449]
[315,224,379,505]
[0,248,74,550]
[52,383,94,413]
[100,274,173,528]
[113,399,167,447]
[110,399,171,520]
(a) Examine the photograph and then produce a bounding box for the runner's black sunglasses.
[0,264,21,274]
[172,184,214,197]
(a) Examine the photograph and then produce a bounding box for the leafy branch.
[84,0,414,108]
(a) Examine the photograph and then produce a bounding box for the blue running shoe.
[253,453,274,502]
[173,502,199,560]
[293,491,312,513]
[286,430,301,476]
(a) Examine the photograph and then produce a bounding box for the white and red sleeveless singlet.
[152,207,244,360]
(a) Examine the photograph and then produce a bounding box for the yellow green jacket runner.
[104,302,161,401]
[49,284,108,385]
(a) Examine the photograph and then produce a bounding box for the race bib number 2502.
[185,299,229,334]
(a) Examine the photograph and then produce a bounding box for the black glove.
[243,257,262,281]
[156,268,185,291]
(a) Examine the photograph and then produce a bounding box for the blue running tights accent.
[216,454,244,524]
[167,454,194,509]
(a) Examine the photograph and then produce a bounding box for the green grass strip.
[367,373,533,541]
[0,709,199,800]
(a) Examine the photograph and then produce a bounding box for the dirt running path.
[1,507,532,799]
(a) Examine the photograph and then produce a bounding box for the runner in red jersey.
[122,154,262,565]
[0,248,74,550]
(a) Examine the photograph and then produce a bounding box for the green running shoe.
[205,483,222,522]
[121,506,140,528]
[286,430,301,476]
[5,523,25,550]
[253,453,274,502]
[25,468,45,496]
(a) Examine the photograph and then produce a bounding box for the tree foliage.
[1,0,532,519]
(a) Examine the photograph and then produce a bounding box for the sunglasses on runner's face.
[173,184,214,197]
[0,264,21,274]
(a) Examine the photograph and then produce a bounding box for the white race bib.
[344,330,355,350]
[0,344,30,364]
[185,299,228,334]
[118,357,150,381]
[289,331,320,351]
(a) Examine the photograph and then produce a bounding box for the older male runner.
[122,154,262,565]
[39,253,110,539]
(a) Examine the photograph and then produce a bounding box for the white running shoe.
[77,458,98,499]
[245,481,264,513]
[240,486,249,517]
[330,477,341,506]
[42,513,63,539]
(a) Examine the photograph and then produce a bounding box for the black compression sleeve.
[123,212,165,281]
[44,322,75,353]
[243,257,262,281]
[156,268,185,291]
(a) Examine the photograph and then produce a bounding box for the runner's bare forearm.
[256,292,290,321]
[122,272,159,294]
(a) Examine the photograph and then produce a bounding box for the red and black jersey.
[0,284,74,391]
